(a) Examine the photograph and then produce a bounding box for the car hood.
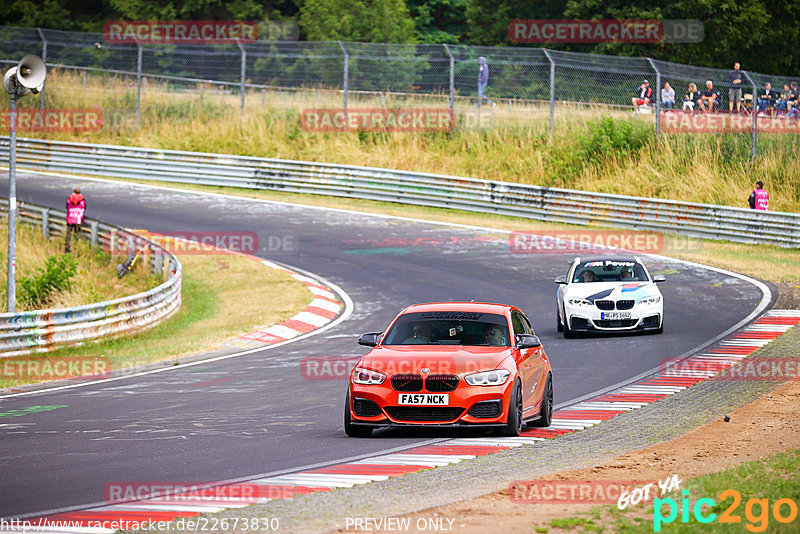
[359,346,512,376]
[563,281,660,302]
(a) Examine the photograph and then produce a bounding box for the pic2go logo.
[654,489,799,532]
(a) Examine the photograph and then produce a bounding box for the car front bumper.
[564,302,663,332]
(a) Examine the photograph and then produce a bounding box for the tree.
[408,0,468,44]
[299,0,418,43]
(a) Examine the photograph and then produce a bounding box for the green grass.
[551,449,800,533]
[7,69,800,213]
[0,219,158,311]
[0,253,313,388]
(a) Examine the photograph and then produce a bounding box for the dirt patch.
[396,380,800,533]
[774,281,800,309]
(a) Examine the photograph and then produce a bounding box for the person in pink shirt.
[65,187,86,252]
[748,181,769,211]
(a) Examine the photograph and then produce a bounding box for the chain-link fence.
[2,25,799,157]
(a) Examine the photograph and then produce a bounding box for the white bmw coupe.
[555,255,665,338]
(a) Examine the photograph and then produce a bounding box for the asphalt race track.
[0,172,767,518]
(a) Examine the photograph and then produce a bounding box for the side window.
[521,314,535,336]
[511,311,527,337]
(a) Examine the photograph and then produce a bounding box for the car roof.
[573,254,642,263]
[400,302,515,315]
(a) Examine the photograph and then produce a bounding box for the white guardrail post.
[0,197,182,356]
[1,137,798,248]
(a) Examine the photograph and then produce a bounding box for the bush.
[18,254,78,309]
[576,115,652,166]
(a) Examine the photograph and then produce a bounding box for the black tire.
[344,391,373,437]
[563,316,576,339]
[556,307,564,332]
[500,380,523,436]
[530,374,553,427]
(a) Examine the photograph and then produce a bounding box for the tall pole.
[238,41,246,114]
[647,58,660,141]
[37,28,47,113]
[338,41,349,121]
[743,71,757,160]
[7,90,18,312]
[542,49,555,138]
[136,43,142,127]
[443,44,454,118]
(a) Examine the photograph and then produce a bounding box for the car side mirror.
[653,274,666,283]
[517,334,541,349]
[554,275,567,285]
[357,332,382,347]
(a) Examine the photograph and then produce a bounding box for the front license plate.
[398,393,449,405]
[601,312,631,320]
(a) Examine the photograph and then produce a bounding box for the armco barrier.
[0,198,181,356]
[2,137,799,247]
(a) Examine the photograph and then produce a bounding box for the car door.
[521,312,546,415]
[511,310,539,416]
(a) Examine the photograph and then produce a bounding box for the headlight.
[465,369,511,386]
[568,298,593,307]
[352,367,386,385]
[637,295,661,305]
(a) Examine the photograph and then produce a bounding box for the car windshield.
[382,311,511,346]
[573,260,648,283]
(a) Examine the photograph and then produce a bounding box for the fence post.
[338,41,349,120]
[743,71,757,159]
[443,44,454,118]
[647,58,661,141]
[542,49,555,137]
[136,42,142,127]
[90,221,98,247]
[237,41,246,114]
[36,28,47,113]
[41,208,49,240]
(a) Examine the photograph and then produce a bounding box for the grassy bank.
[547,448,800,533]
[13,69,800,213]
[0,251,314,388]
[0,218,157,310]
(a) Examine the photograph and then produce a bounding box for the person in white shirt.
[661,82,676,109]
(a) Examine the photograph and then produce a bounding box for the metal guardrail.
[2,136,798,248]
[0,197,182,356]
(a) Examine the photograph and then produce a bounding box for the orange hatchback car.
[345,302,553,437]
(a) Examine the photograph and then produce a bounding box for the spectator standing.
[758,82,777,113]
[683,83,699,111]
[477,57,495,109]
[788,81,800,110]
[748,181,769,211]
[728,62,743,112]
[698,80,717,112]
[661,82,675,109]
[631,79,652,112]
[65,188,86,253]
